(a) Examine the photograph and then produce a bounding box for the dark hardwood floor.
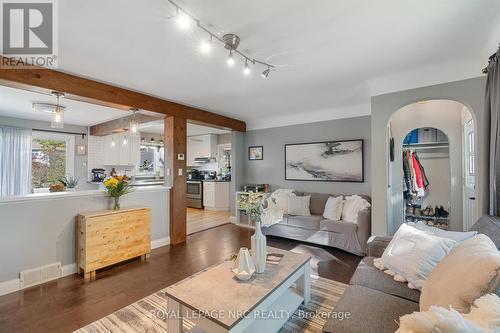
[0,224,360,333]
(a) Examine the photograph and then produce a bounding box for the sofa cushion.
[322,285,418,333]
[283,215,323,230]
[350,257,421,302]
[320,219,357,234]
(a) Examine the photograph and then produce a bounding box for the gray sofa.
[261,192,371,256]
[322,215,500,333]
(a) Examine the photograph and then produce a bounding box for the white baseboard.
[230,216,236,223]
[0,238,171,297]
[0,278,20,297]
[151,237,170,249]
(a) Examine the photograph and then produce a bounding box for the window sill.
[0,185,171,204]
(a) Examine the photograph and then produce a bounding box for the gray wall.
[0,115,93,190]
[389,101,465,233]
[243,116,371,195]
[0,188,169,282]
[371,77,488,235]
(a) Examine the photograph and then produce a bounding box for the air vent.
[20,263,61,289]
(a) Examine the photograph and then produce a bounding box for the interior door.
[463,118,476,230]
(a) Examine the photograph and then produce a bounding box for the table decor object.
[232,247,255,281]
[103,175,133,210]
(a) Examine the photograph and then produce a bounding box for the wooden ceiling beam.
[0,56,246,132]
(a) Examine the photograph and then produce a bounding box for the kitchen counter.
[202,179,231,182]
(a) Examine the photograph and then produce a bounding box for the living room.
[0,1,500,333]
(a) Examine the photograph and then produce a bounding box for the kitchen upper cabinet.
[104,132,140,167]
[187,134,218,166]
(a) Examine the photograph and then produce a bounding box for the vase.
[113,197,120,210]
[251,222,267,273]
[232,247,255,281]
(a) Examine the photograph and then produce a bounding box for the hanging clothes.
[402,150,429,198]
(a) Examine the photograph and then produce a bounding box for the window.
[139,144,164,176]
[31,132,75,190]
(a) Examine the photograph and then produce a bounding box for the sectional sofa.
[261,192,371,256]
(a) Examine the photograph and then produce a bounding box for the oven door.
[186,181,202,199]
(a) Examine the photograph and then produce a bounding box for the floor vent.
[20,263,61,289]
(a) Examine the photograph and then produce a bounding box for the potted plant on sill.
[59,176,79,192]
[103,175,133,210]
[238,192,267,273]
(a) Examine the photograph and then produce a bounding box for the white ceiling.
[14,1,500,129]
[0,85,126,126]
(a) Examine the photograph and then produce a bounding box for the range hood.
[193,157,216,163]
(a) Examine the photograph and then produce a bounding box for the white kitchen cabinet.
[103,132,140,167]
[203,181,230,211]
[187,134,218,166]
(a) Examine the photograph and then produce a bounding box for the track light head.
[261,68,271,78]
[199,40,211,54]
[176,9,193,30]
[243,59,251,75]
[226,51,235,67]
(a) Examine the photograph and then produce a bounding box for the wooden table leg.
[296,261,311,305]
[167,297,183,333]
[84,272,91,280]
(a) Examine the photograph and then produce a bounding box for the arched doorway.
[387,100,476,233]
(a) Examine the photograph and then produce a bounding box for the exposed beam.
[90,113,163,136]
[0,56,246,132]
[165,116,187,244]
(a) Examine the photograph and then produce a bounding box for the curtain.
[486,46,500,216]
[0,126,32,196]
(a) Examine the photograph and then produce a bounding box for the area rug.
[74,276,347,333]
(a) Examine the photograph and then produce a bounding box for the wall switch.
[178,168,183,176]
[177,153,185,160]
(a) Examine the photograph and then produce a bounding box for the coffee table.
[164,247,311,333]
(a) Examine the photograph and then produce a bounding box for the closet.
[402,127,450,229]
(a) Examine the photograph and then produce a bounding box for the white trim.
[0,185,171,204]
[0,279,20,297]
[151,237,170,249]
[0,262,77,297]
[230,215,236,223]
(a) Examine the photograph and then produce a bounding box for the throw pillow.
[272,189,295,214]
[287,195,311,216]
[381,223,457,290]
[397,294,500,333]
[409,221,478,242]
[420,234,500,312]
[341,195,371,223]
[323,196,344,221]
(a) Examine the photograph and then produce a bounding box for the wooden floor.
[186,207,230,235]
[0,224,360,333]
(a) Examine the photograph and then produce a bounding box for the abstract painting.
[285,140,364,182]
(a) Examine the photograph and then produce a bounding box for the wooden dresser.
[76,207,151,279]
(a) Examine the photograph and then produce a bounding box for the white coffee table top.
[164,247,310,330]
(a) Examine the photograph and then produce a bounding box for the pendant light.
[129,109,139,136]
[51,92,65,129]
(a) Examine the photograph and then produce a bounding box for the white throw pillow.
[409,221,478,243]
[397,294,500,333]
[381,223,457,290]
[323,196,344,221]
[272,189,295,214]
[420,234,500,313]
[287,195,311,216]
[341,195,371,223]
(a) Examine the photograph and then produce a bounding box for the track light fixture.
[167,0,275,78]
[261,66,271,78]
[226,51,235,67]
[243,59,251,75]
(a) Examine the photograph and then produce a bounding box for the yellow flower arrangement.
[103,175,133,210]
